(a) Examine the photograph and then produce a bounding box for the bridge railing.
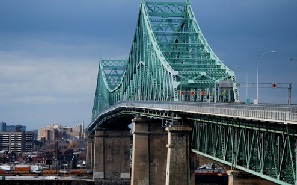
[118,101,297,123]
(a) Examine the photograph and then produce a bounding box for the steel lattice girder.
[191,115,297,185]
[91,1,239,122]
[147,2,237,91]
[100,60,127,91]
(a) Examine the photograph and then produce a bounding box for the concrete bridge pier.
[131,116,168,185]
[86,136,94,169]
[93,127,130,183]
[165,125,193,185]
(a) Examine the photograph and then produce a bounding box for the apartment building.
[0,131,33,152]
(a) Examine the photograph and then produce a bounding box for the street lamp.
[234,66,240,101]
[244,70,249,103]
[255,50,276,104]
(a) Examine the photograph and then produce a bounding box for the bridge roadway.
[88,101,297,132]
[87,101,297,185]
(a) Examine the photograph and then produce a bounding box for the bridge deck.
[89,101,297,132]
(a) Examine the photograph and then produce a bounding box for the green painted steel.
[89,98,297,184]
[191,115,297,185]
[92,0,238,121]
[91,1,297,183]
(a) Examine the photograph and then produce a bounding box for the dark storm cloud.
[0,0,296,130]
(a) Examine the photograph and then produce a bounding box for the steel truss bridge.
[89,1,297,184]
[92,0,238,120]
[89,101,297,185]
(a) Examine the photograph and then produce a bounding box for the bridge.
[86,1,297,185]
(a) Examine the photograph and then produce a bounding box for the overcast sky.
[1,0,297,130]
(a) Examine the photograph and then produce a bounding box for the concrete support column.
[93,127,130,180]
[165,125,192,185]
[227,170,276,185]
[86,136,93,169]
[131,116,167,185]
[93,128,104,178]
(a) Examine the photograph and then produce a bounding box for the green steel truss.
[92,1,238,121]
[192,115,297,185]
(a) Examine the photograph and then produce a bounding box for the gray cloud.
[0,0,296,130]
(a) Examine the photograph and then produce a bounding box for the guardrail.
[120,101,297,123]
[90,101,297,129]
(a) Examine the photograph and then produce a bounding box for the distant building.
[38,123,84,141]
[0,121,26,132]
[0,131,33,152]
[38,127,59,141]
[0,121,6,131]
[6,125,26,132]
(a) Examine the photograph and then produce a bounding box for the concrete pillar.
[165,125,192,185]
[93,127,130,180]
[131,117,167,185]
[227,170,276,185]
[86,136,93,169]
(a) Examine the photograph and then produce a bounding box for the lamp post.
[235,66,241,101]
[245,70,249,103]
[288,58,296,105]
[255,50,276,104]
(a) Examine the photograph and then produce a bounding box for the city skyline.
[0,0,297,130]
